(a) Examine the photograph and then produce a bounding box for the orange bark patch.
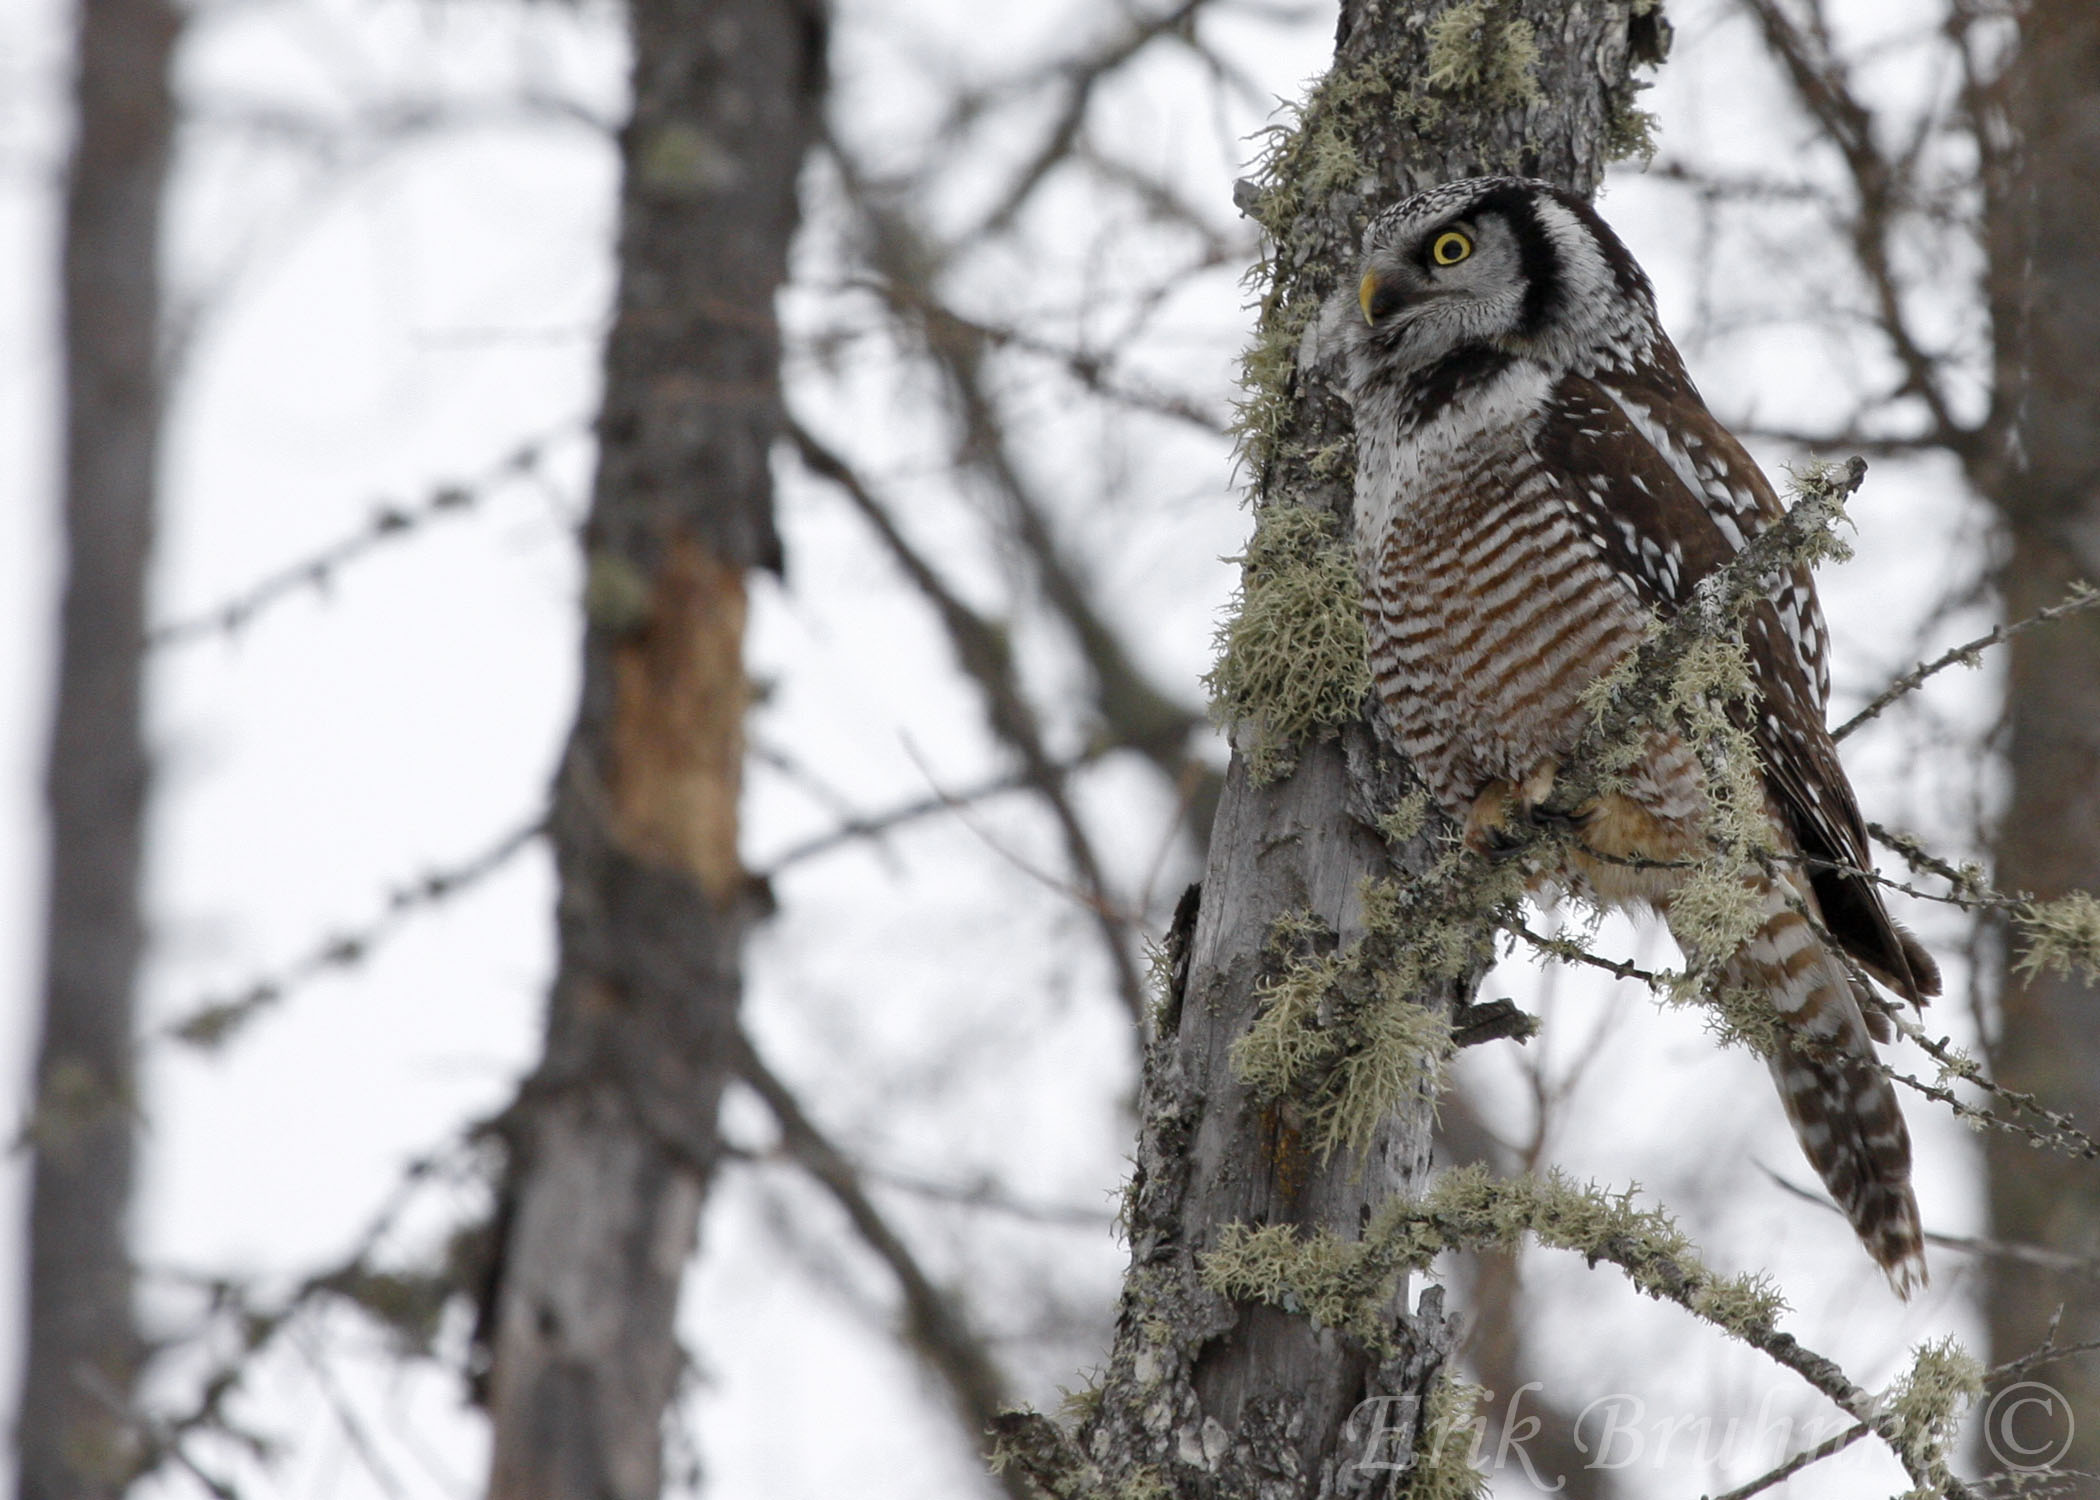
[608,537,747,901]
[1259,1103,1310,1202]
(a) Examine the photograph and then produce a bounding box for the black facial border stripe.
[1462,182,1560,337]
[1544,184,1653,307]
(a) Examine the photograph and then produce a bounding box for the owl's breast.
[1357,433,1646,817]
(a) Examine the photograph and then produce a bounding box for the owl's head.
[1343,176,1661,389]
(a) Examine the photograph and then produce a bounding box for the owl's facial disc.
[1356,212,1525,335]
[1339,177,1666,406]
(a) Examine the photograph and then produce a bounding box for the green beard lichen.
[1204,504,1372,784]
[1425,1,1546,109]
[1200,1165,1787,1354]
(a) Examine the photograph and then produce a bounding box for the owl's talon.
[1462,780,1520,858]
[1478,822,1532,863]
[1529,798,1597,834]
[1464,764,1587,860]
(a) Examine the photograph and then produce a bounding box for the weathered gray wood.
[18,0,180,1492]
[1006,3,1665,1495]
[477,2,826,1495]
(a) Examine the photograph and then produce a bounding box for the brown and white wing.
[1537,366,1939,1006]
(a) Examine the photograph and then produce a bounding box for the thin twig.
[161,814,545,1049]
[1704,1420,1872,1500]
[830,154,1218,842]
[1891,1014,2100,1159]
[844,274,1233,436]
[1507,920,1671,989]
[1834,583,2100,740]
[1739,0,1978,458]
[724,1141,1114,1227]
[133,1144,473,1488]
[288,1325,415,1500]
[967,0,1215,239]
[148,423,583,648]
[756,758,1101,877]
[730,1033,1032,1500]
[1761,1165,2100,1276]
[788,416,1151,1024]
[1757,875,2100,1160]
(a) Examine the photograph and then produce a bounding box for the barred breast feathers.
[1350,354,1553,566]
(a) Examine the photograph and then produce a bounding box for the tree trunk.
[477,1,825,1495]
[17,0,180,1493]
[1983,2,2100,1488]
[997,3,1661,1494]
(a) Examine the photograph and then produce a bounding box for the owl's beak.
[1358,270,1409,325]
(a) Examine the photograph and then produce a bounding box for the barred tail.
[1765,1029,1925,1295]
[1692,882,1927,1295]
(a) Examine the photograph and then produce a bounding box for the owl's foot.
[1464,761,1582,859]
[1464,783,1528,859]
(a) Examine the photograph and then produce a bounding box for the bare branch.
[968,0,1214,240]
[843,276,1232,436]
[1889,1013,2100,1160]
[1762,1166,2100,1277]
[1647,158,1842,206]
[787,416,1152,1024]
[731,1034,1028,1498]
[829,155,1220,828]
[149,424,583,649]
[1728,421,1950,458]
[1834,582,2100,740]
[757,758,1102,878]
[856,1164,1116,1229]
[1736,0,1980,457]
[161,814,545,1049]
[287,1325,414,1500]
[1508,920,1673,989]
[133,1144,476,1490]
[1704,1420,1872,1500]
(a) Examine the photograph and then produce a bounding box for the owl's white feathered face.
[1342,176,1663,397]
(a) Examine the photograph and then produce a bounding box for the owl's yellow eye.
[1430,230,1472,266]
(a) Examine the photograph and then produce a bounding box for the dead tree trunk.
[995,3,1661,1495]
[17,0,180,1493]
[476,1,825,1495]
[1982,2,2100,1486]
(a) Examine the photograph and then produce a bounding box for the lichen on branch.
[1201,1164,1789,1354]
[1880,1337,1983,1500]
[1233,886,1462,1158]
[1425,0,1545,108]
[1204,504,1372,783]
[2012,889,2100,988]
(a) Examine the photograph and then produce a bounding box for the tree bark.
[997,3,1662,1494]
[17,0,180,1493]
[1982,3,2100,1489]
[477,1,825,1495]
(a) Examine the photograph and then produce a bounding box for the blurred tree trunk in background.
[475,0,825,1495]
[996,3,1661,1494]
[17,0,180,1494]
[1984,2,2100,1486]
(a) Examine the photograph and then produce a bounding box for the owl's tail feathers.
[1714,890,1927,1297]
[1767,1030,1927,1297]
